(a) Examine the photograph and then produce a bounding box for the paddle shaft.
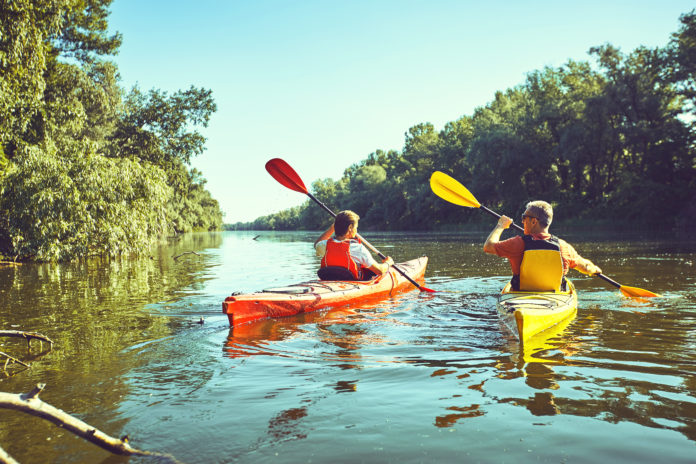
[306,192,426,289]
[477,204,525,233]
[594,273,623,290]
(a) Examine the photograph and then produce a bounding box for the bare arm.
[314,224,334,247]
[367,256,394,276]
[483,216,512,254]
[574,257,602,276]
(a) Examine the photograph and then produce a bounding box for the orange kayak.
[222,257,428,326]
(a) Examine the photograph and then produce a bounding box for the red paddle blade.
[265,158,308,194]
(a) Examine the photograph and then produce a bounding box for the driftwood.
[0,331,54,374]
[0,351,30,370]
[0,446,19,464]
[172,251,200,260]
[0,384,183,463]
[0,331,54,349]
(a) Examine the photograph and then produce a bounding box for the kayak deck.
[496,280,578,340]
[223,257,428,327]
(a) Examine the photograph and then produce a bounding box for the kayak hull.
[223,257,428,327]
[496,280,578,340]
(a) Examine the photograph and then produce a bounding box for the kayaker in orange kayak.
[314,210,394,281]
[483,200,602,291]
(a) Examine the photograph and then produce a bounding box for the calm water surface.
[1,231,695,463]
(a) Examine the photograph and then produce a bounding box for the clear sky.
[108,1,694,223]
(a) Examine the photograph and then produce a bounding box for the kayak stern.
[497,280,578,340]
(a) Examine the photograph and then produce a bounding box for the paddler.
[314,210,394,281]
[483,201,602,291]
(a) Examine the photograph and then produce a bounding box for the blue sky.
[108,1,694,223]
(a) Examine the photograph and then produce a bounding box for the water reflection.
[1,231,694,463]
[223,308,358,359]
[266,406,309,441]
[0,338,52,378]
[434,404,484,427]
[491,305,696,439]
[0,232,223,464]
[426,315,585,427]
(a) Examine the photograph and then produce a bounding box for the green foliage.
[239,10,696,233]
[668,11,696,112]
[0,0,222,261]
[106,86,222,235]
[165,167,223,233]
[0,143,171,261]
[53,0,123,63]
[0,0,61,161]
[108,86,216,166]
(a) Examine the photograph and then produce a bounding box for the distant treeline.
[229,11,696,234]
[0,0,223,262]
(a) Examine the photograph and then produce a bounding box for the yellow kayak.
[496,280,578,340]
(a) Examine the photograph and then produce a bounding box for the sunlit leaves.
[0,0,222,260]
[1,144,171,261]
[54,0,123,63]
[0,0,63,161]
[108,86,216,166]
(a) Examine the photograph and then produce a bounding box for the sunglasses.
[521,214,537,222]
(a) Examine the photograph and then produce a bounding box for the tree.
[237,10,696,232]
[0,0,222,260]
[0,144,171,261]
[668,10,696,115]
[0,0,63,164]
[52,0,123,63]
[591,43,694,222]
[108,86,216,166]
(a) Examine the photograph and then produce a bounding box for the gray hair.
[526,201,553,227]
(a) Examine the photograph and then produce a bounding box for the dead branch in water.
[0,351,30,370]
[0,331,54,350]
[0,384,183,463]
[0,331,53,374]
[172,251,200,260]
[0,446,19,464]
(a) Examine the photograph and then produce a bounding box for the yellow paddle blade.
[619,285,660,298]
[430,171,481,208]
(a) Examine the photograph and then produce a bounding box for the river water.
[1,230,694,463]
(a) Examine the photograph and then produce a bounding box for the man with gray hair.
[483,201,601,291]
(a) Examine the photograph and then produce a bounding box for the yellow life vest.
[518,235,563,292]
